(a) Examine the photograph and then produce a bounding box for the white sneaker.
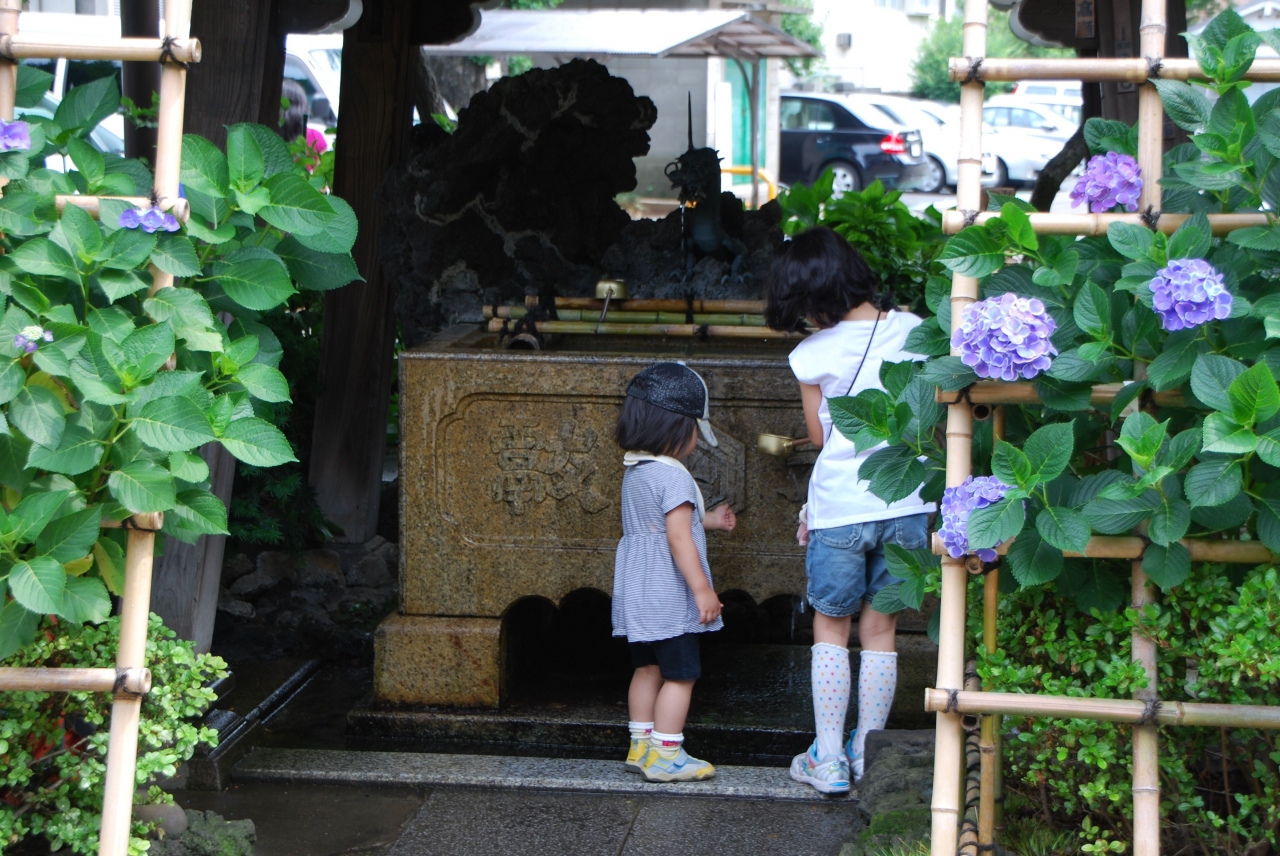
[790,743,851,795]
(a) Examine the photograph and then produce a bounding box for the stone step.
[233,747,854,804]
[348,640,938,766]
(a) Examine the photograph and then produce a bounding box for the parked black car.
[780,94,929,193]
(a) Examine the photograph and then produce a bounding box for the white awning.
[417,9,819,60]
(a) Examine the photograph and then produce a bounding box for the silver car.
[982,98,1076,187]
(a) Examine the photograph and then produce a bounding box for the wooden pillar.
[120,0,160,163]
[150,0,284,650]
[309,0,414,543]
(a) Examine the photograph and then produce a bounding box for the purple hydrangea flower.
[1148,258,1232,331]
[951,293,1058,381]
[120,206,180,233]
[939,475,1014,562]
[14,324,53,354]
[1069,152,1143,213]
[0,118,31,152]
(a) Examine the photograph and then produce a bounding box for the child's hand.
[796,520,809,546]
[704,504,737,532]
[694,587,723,624]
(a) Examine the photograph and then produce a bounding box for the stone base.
[374,614,505,708]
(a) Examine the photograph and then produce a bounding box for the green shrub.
[978,564,1280,854]
[777,173,944,311]
[0,613,227,854]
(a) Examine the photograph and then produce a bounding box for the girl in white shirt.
[766,227,934,794]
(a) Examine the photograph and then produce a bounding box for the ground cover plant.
[0,67,359,852]
[837,9,1280,852]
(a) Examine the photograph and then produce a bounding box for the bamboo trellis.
[0,0,197,853]
[931,2,1280,854]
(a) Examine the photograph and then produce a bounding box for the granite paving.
[234,747,852,803]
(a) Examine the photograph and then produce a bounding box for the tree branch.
[1029,126,1088,212]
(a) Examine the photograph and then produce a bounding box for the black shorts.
[630,633,702,681]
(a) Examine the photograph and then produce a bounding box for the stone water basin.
[377,324,817,708]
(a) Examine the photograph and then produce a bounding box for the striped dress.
[611,461,723,643]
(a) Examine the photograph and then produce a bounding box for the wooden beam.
[309,0,414,542]
[150,0,285,651]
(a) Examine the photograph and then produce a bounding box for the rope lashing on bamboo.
[945,688,962,714]
[961,209,980,228]
[158,35,188,68]
[1135,698,1162,727]
[1140,205,1161,231]
[111,667,150,697]
[937,386,975,407]
[685,295,696,325]
[1147,57,1164,78]
[961,56,985,84]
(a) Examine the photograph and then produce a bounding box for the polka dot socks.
[811,642,851,759]
[851,649,898,766]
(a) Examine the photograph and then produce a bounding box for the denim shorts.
[805,513,930,618]
[630,633,702,681]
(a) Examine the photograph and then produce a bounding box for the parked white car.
[284,33,343,128]
[982,96,1076,187]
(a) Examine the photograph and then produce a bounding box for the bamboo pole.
[937,382,1187,408]
[948,55,1280,83]
[0,0,16,123]
[97,513,162,856]
[485,306,772,326]
[933,4,988,853]
[0,667,150,694]
[930,532,1275,564]
[148,0,190,302]
[941,210,1267,236]
[1132,1,1166,848]
[923,689,1280,729]
[538,296,768,314]
[976,407,1004,850]
[0,35,200,63]
[486,318,806,339]
[56,195,190,222]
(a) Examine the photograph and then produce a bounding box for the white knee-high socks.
[851,650,898,773]
[811,645,899,769]
[811,642,851,758]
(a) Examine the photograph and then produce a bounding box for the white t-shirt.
[789,310,936,530]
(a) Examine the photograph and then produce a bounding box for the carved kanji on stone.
[490,418,611,515]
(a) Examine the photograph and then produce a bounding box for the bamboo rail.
[941,210,1269,236]
[56,195,191,222]
[534,296,769,314]
[484,306,772,326]
[0,0,195,853]
[486,317,806,339]
[977,408,1005,850]
[937,382,1187,408]
[0,667,151,694]
[0,35,200,63]
[949,56,1280,83]
[924,689,1280,730]
[930,532,1275,564]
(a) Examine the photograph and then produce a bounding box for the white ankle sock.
[811,642,851,759]
[628,721,654,741]
[851,649,898,768]
[650,730,683,758]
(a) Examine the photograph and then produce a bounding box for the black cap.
[625,362,717,446]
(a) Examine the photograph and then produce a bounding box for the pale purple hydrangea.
[1148,258,1232,331]
[952,293,1058,381]
[1070,152,1143,213]
[0,118,31,152]
[939,475,1014,562]
[119,206,180,233]
[14,324,53,354]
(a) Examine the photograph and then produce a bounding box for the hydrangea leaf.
[226,123,265,194]
[10,237,81,281]
[967,496,1026,551]
[240,123,296,179]
[96,269,151,303]
[218,416,296,467]
[258,173,333,236]
[1006,528,1063,587]
[1035,505,1091,554]
[168,489,229,537]
[1149,494,1191,546]
[26,425,103,476]
[169,450,210,483]
[0,599,39,659]
[131,395,217,452]
[150,234,202,278]
[60,575,111,624]
[1060,561,1126,614]
[15,64,53,109]
[9,556,65,614]
[93,536,126,596]
[1185,459,1243,508]
[180,133,230,197]
[1190,354,1245,413]
[100,227,157,271]
[1107,222,1155,261]
[1228,362,1280,426]
[107,459,177,513]
[1084,491,1161,534]
[54,75,118,134]
[938,225,1005,279]
[0,359,25,407]
[235,363,290,403]
[10,383,66,450]
[213,247,296,311]
[275,236,362,291]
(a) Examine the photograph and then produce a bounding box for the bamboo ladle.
[756,433,813,457]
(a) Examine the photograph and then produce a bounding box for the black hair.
[280,80,309,143]
[615,396,698,457]
[765,226,889,332]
